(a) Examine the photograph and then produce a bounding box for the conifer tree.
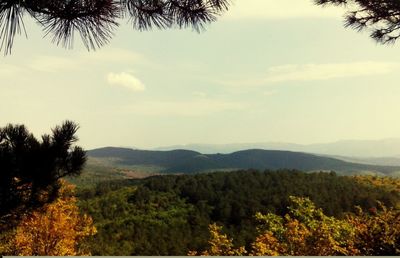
[0,120,86,221]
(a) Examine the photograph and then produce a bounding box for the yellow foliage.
[9,180,96,256]
[189,223,246,256]
[352,175,400,194]
[250,197,358,256]
[283,218,310,255]
[346,203,400,255]
[250,232,283,256]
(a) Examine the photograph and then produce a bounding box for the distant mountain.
[327,155,400,167]
[304,139,400,158]
[155,139,400,157]
[87,147,400,175]
[88,147,199,168]
[154,142,302,154]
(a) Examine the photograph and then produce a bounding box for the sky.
[1,0,400,150]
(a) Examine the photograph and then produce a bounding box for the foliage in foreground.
[191,196,400,256]
[78,170,400,255]
[0,181,96,256]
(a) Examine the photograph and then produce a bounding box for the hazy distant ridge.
[154,139,400,157]
[88,147,400,175]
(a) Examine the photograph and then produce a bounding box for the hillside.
[87,147,400,175]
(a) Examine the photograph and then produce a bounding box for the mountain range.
[87,147,400,175]
[154,139,400,157]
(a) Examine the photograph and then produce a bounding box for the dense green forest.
[76,170,400,255]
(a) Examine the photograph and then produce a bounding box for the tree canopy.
[0,120,86,220]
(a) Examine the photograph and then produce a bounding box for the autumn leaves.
[1,181,96,256]
[191,196,400,256]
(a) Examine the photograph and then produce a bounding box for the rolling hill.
[87,147,400,175]
[155,138,400,157]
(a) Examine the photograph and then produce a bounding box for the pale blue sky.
[1,0,400,149]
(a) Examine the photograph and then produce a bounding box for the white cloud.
[125,99,245,116]
[107,72,146,92]
[220,61,400,87]
[221,0,346,20]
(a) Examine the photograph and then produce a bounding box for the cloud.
[107,72,146,92]
[221,0,345,20]
[125,99,245,116]
[220,61,400,87]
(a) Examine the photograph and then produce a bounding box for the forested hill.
[87,147,400,174]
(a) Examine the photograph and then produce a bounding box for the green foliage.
[77,170,400,255]
[79,186,200,255]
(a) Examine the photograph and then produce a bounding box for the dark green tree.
[0,120,86,220]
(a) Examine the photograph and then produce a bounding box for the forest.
[2,151,400,255]
[75,170,400,255]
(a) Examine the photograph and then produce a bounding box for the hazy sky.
[2,0,400,149]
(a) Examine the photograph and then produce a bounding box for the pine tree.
[0,120,86,222]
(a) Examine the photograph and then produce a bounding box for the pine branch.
[315,0,400,44]
[0,0,230,54]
